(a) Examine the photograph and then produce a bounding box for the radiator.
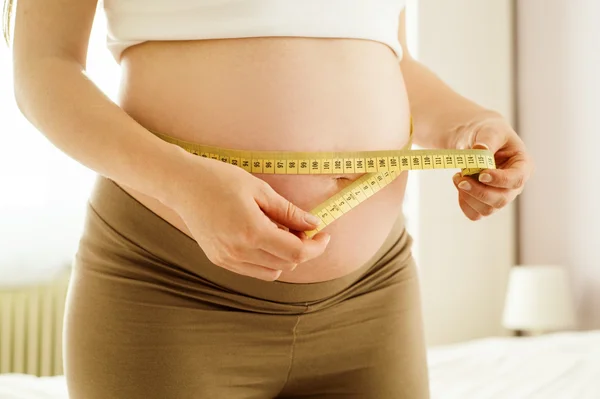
[0,270,70,376]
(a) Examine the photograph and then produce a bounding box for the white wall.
[413,0,516,346]
[517,0,600,329]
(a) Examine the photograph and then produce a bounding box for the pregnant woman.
[5,0,533,397]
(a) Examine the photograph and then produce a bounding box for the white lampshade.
[502,265,577,332]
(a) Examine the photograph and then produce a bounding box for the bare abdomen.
[116,37,411,283]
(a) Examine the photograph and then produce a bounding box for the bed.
[427,330,600,399]
[1,330,599,398]
[1,274,599,398]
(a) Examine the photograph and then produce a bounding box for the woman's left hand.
[450,112,534,220]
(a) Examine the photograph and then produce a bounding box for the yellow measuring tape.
[153,132,495,238]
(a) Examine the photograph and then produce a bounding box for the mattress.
[428,330,600,399]
[1,331,599,399]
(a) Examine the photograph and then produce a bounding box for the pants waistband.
[88,175,411,304]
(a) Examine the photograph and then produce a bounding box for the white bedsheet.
[428,330,600,399]
[0,374,68,399]
[1,331,599,399]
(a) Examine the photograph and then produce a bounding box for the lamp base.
[512,329,546,337]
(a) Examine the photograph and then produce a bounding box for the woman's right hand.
[167,154,331,281]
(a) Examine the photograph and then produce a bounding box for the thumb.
[471,125,507,153]
[256,187,322,231]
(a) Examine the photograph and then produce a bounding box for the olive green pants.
[64,176,430,398]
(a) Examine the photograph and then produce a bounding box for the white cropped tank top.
[103,0,407,63]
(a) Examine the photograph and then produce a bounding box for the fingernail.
[473,143,490,150]
[458,181,471,191]
[479,173,492,183]
[452,173,461,184]
[305,213,321,225]
[324,234,332,245]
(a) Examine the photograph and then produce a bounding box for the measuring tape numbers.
[153,132,496,238]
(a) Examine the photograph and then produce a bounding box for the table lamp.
[502,264,577,336]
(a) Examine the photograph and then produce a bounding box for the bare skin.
[117,37,411,283]
[11,0,533,283]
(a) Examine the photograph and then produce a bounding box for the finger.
[476,158,530,189]
[453,173,511,209]
[471,123,509,153]
[275,223,290,232]
[224,262,283,282]
[255,184,322,231]
[260,228,331,264]
[239,249,299,272]
[290,229,307,239]
[459,191,495,217]
[458,195,482,221]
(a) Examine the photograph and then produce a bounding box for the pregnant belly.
[117,37,412,283]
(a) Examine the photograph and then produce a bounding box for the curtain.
[516,0,600,329]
